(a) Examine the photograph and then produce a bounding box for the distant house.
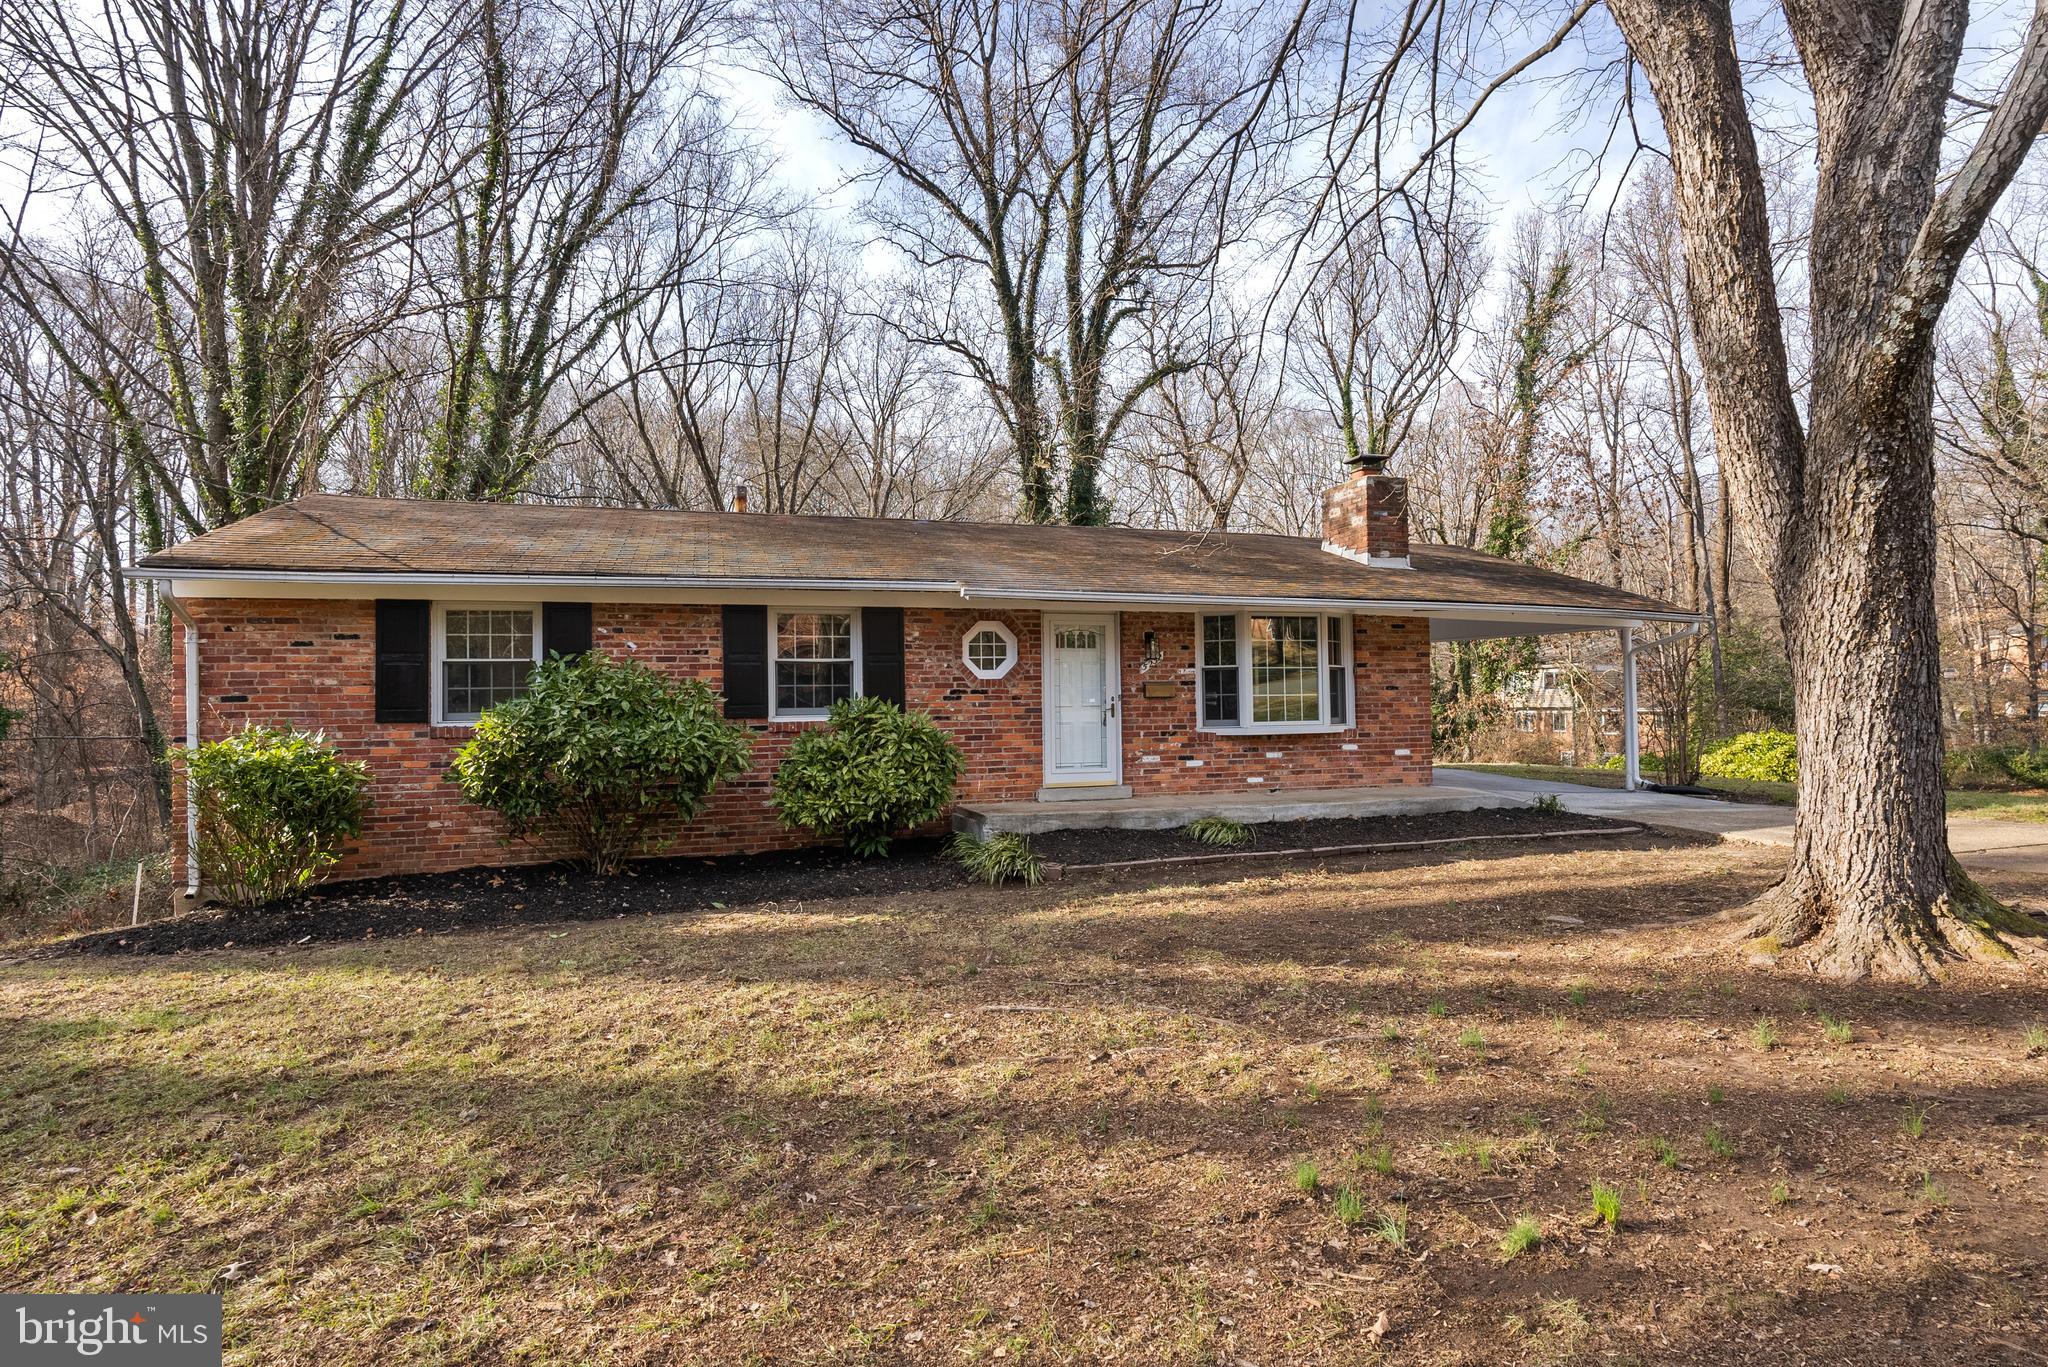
[130,470,1688,887]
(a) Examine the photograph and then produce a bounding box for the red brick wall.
[169,599,1428,883]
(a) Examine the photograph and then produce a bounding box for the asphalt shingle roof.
[132,495,1688,620]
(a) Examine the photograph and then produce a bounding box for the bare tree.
[0,0,455,537]
[754,0,1313,524]
[1601,0,2048,978]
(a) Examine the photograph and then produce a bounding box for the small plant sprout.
[948,832,1043,886]
[1498,1216,1543,1259]
[1374,1204,1409,1249]
[1706,1083,1727,1105]
[1532,794,1565,816]
[1916,1170,1949,1207]
[1292,1161,1320,1195]
[1769,1180,1793,1206]
[1364,1144,1395,1177]
[1703,1127,1738,1160]
[1182,816,1253,848]
[1427,998,1450,1019]
[1590,1181,1622,1232]
[1900,1101,1932,1139]
[1380,1019,1402,1043]
[2024,1022,2048,1055]
[1650,1137,1680,1169]
[1333,1187,1368,1229]
[1457,1027,1488,1054]
[1566,982,1590,1008]
[1750,1018,1780,1052]
[1818,1013,1854,1044]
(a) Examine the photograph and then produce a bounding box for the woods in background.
[0,0,2043,948]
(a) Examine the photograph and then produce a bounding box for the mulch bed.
[46,807,1650,958]
[1028,806,1643,867]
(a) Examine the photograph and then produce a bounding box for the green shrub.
[773,697,963,856]
[449,653,752,874]
[1942,744,2048,791]
[187,725,369,906]
[949,832,1043,885]
[1597,751,1662,773]
[1700,729,1798,783]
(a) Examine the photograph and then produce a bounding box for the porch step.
[1036,784,1132,802]
[952,780,1525,840]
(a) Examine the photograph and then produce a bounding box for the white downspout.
[1619,625,1640,793]
[164,590,201,898]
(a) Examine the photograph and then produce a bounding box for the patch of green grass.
[1706,1083,1726,1105]
[948,832,1043,885]
[1769,1180,1793,1206]
[1441,1137,1496,1173]
[1649,1137,1680,1169]
[1750,1018,1779,1052]
[1590,1180,1622,1232]
[1576,1094,1613,1136]
[1333,1186,1368,1229]
[1566,982,1590,1008]
[1703,1127,1738,1160]
[1182,817,1253,848]
[1374,1204,1408,1250]
[2023,1022,2048,1053]
[1292,1161,1320,1194]
[1532,794,1564,816]
[1380,1019,1402,1043]
[1901,1101,1932,1139]
[1426,998,1450,1019]
[1456,1027,1488,1054]
[1818,1013,1853,1044]
[1361,1144,1395,1177]
[1497,1216,1543,1259]
[1915,1170,1948,1207]
[1944,790,2048,822]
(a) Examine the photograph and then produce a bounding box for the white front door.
[1045,615,1120,785]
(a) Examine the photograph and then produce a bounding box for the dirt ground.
[2,832,2045,1365]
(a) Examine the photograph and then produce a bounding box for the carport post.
[1619,626,1640,792]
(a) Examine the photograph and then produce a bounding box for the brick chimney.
[1321,468,1410,567]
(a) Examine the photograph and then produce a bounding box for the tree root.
[1735,857,2048,983]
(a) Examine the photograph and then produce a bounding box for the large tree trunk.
[1603,0,2048,980]
[1750,370,1960,978]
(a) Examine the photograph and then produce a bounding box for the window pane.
[777,612,852,662]
[968,629,1010,673]
[1202,615,1235,668]
[1249,615,1319,723]
[775,612,855,713]
[442,609,536,718]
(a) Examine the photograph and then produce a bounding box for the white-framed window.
[1196,612,1353,733]
[771,609,861,719]
[433,604,541,725]
[962,619,1018,680]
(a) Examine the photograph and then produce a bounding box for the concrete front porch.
[952,778,1521,839]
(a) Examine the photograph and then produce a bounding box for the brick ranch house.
[130,470,1690,891]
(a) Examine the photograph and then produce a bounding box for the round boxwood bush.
[772,697,964,856]
[187,725,370,906]
[449,652,754,874]
[1699,729,1798,783]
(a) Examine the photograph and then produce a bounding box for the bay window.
[1198,612,1352,731]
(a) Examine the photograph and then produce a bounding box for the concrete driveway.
[1440,766,2048,877]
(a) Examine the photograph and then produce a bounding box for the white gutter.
[162,589,201,898]
[123,565,1698,627]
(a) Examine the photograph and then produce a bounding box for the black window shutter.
[542,602,593,658]
[374,599,431,724]
[862,607,906,706]
[722,605,769,719]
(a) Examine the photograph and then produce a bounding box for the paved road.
[1440,767,2048,877]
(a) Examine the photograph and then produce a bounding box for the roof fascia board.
[138,567,1692,626]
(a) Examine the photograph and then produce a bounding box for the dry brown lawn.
[3,833,2046,1365]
